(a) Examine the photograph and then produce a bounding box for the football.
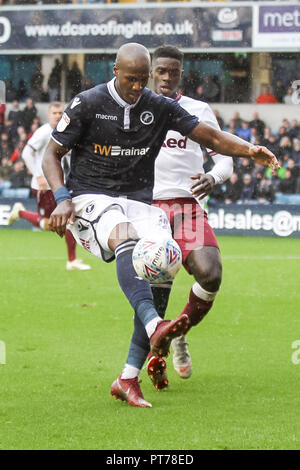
[132,235,182,283]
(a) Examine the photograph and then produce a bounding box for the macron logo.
[96,113,117,121]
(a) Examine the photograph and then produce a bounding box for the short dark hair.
[152,45,184,65]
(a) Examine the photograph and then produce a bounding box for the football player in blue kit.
[42,43,279,408]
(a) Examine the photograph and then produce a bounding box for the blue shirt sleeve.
[166,99,199,136]
[51,94,85,148]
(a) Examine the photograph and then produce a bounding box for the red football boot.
[150,314,190,358]
[110,376,152,408]
[147,355,168,391]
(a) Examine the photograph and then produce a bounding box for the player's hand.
[48,200,76,238]
[36,176,48,190]
[190,173,215,200]
[249,145,280,171]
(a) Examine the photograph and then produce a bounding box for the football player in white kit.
[147,46,234,389]
[8,102,90,271]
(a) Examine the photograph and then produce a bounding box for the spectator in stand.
[66,61,82,100]
[8,100,23,139]
[194,84,204,101]
[236,156,254,178]
[262,126,272,145]
[287,158,299,181]
[238,173,256,203]
[0,104,5,133]
[263,134,280,158]
[213,109,224,130]
[265,158,286,187]
[82,76,95,91]
[27,120,40,140]
[224,118,237,135]
[278,125,288,140]
[232,111,243,129]
[279,136,293,160]
[254,176,275,204]
[48,59,62,101]
[9,159,30,191]
[183,70,198,99]
[292,139,300,167]
[21,98,38,133]
[278,169,296,194]
[17,79,28,102]
[249,127,261,145]
[249,112,265,139]
[3,119,15,144]
[288,120,300,140]
[0,157,13,194]
[283,87,294,104]
[235,121,251,142]
[252,168,263,195]
[256,84,278,104]
[273,79,286,103]
[5,79,18,102]
[201,74,220,103]
[10,139,27,163]
[282,118,291,132]
[15,125,28,147]
[0,132,13,160]
[30,66,44,102]
[224,172,242,204]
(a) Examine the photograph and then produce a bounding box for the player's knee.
[97,208,134,252]
[192,262,222,292]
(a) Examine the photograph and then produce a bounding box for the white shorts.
[68,194,171,262]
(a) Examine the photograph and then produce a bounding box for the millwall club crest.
[140,111,154,126]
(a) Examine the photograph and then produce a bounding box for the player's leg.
[95,206,189,406]
[40,190,91,270]
[173,246,221,379]
[8,201,42,227]
[108,220,189,357]
[65,229,91,271]
[182,246,222,327]
[170,198,221,378]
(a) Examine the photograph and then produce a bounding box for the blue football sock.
[115,239,153,311]
[115,240,159,328]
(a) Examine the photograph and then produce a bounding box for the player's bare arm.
[188,122,280,170]
[42,139,76,238]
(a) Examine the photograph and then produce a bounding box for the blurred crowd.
[0,95,299,203]
[5,60,94,104]
[4,62,296,107]
[205,111,300,205]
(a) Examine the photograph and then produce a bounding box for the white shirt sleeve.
[207,153,233,184]
[201,103,233,184]
[22,144,37,176]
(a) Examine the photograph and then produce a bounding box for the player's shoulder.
[143,88,173,107]
[28,122,51,142]
[179,95,212,112]
[75,83,109,103]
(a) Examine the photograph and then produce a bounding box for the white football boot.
[8,202,25,226]
[171,335,192,379]
[66,259,91,271]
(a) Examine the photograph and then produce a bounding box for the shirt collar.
[107,78,142,109]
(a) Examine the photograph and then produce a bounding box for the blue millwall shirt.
[52,78,199,204]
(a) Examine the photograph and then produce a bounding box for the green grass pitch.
[0,229,299,450]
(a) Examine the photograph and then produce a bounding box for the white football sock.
[121,364,140,380]
[145,317,161,338]
[192,282,218,302]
